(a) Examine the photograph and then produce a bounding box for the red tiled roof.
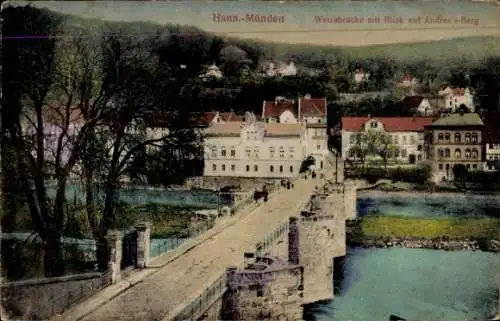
[439,84,450,90]
[452,88,466,96]
[262,101,298,118]
[341,117,434,132]
[45,104,84,124]
[299,98,326,117]
[402,96,424,109]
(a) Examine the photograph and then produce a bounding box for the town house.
[424,112,484,182]
[203,112,305,178]
[438,85,475,113]
[341,116,434,165]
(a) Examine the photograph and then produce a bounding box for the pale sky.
[6,1,500,46]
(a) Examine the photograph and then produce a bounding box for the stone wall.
[1,272,105,320]
[356,237,500,252]
[232,266,304,320]
[298,215,335,305]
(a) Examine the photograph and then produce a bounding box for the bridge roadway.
[78,177,322,321]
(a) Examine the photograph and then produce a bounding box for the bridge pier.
[105,230,123,284]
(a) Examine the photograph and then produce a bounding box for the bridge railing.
[171,272,227,321]
[256,220,289,255]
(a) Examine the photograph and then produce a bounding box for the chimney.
[243,252,255,269]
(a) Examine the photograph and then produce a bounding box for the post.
[243,252,255,269]
[288,217,300,265]
[105,230,123,284]
[217,190,221,216]
[335,151,338,184]
[135,221,151,269]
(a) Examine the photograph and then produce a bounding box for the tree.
[366,131,399,168]
[219,45,250,77]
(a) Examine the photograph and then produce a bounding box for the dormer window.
[370,121,377,128]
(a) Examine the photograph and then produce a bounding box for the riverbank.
[359,180,500,194]
[347,216,500,252]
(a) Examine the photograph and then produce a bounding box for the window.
[211,147,217,158]
[317,144,321,150]
[270,165,274,172]
[279,165,283,173]
[269,146,275,158]
[455,148,461,158]
[221,164,226,171]
[231,164,235,171]
[445,148,450,158]
[466,164,471,169]
[245,147,251,158]
[438,148,444,158]
[417,145,422,152]
[349,149,355,157]
[221,147,226,157]
[439,164,443,170]
[253,147,259,159]
[290,166,294,173]
[401,149,407,157]
[438,133,443,141]
[402,136,407,144]
[444,133,450,142]
[246,165,250,172]
[230,148,236,157]
[472,148,478,159]
[465,133,471,143]
[472,164,477,169]
[370,121,377,128]
[212,164,216,171]
[445,164,450,170]
[471,133,478,143]
[279,147,285,159]
[394,135,399,144]
[410,135,416,144]
[417,155,422,161]
[465,149,471,158]
[395,149,400,158]
[489,143,494,149]
[455,133,461,143]
[254,165,258,172]
[289,147,294,159]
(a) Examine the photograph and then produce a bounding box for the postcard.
[1,1,499,321]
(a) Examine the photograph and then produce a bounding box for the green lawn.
[360,216,499,240]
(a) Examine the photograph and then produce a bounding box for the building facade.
[341,117,434,165]
[203,113,305,178]
[483,111,500,171]
[438,86,475,113]
[424,113,484,182]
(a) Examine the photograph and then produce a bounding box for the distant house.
[438,86,475,113]
[200,64,223,80]
[394,75,419,88]
[353,68,370,84]
[336,92,391,104]
[264,60,297,77]
[402,96,433,116]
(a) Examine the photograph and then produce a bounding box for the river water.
[304,192,499,321]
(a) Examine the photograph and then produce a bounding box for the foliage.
[358,216,499,241]
[453,164,468,189]
[346,165,432,184]
[299,156,315,173]
[348,131,399,168]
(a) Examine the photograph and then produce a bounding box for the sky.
[6,1,500,46]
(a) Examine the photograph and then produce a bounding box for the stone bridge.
[55,159,357,321]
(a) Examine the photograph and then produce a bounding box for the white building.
[484,112,500,171]
[341,116,434,165]
[264,61,297,77]
[261,95,330,170]
[203,112,305,178]
[353,69,370,84]
[438,85,475,113]
[402,96,434,116]
[395,75,419,88]
[200,64,223,80]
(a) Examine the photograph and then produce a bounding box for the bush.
[346,165,432,185]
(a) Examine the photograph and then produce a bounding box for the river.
[303,192,499,321]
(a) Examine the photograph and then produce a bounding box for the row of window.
[437,148,479,159]
[349,134,420,145]
[349,148,410,158]
[437,132,478,144]
[210,146,296,159]
[438,163,478,171]
[211,163,294,173]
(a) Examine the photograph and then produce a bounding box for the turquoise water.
[357,192,500,218]
[304,247,499,321]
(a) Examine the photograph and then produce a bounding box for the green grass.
[360,216,499,240]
